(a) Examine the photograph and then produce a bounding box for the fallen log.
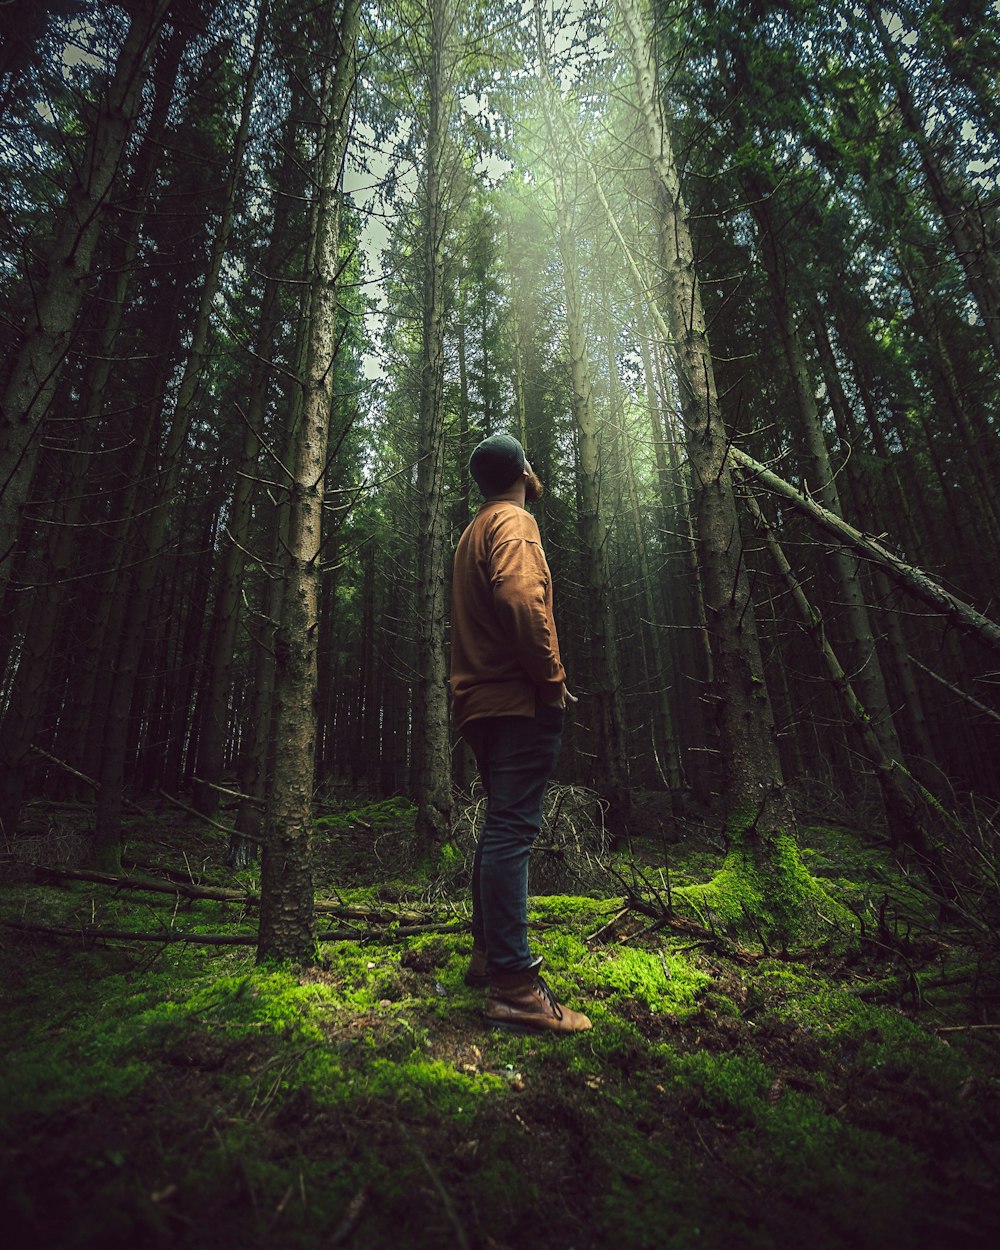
[30,864,432,924]
[3,920,257,945]
[28,746,149,815]
[3,918,467,946]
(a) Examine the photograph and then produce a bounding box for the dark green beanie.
[469,433,526,496]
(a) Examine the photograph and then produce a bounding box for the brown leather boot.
[485,971,591,1035]
[464,944,490,987]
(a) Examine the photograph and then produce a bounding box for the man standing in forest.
[450,433,591,1035]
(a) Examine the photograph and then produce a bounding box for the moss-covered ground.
[1,803,999,1249]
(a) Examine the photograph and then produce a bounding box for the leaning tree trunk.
[0,0,170,571]
[810,312,939,777]
[731,446,1000,663]
[755,209,901,744]
[257,0,360,963]
[743,488,956,902]
[412,0,455,857]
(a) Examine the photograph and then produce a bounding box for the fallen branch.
[190,777,266,809]
[33,864,254,903]
[121,856,209,884]
[30,865,431,923]
[908,656,1000,726]
[603,863,759,960]
[28,746,149,815]
[934,1023,1000,1032]
[331,1183,370,1248]
[159,790,266,843]
[26,746,97,792]
[3,920,257,945]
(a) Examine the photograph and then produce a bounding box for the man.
[450,433,591,1034]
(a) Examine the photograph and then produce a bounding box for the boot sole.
[486,1017,588,1035]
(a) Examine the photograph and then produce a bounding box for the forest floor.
[1,790,1000,1250]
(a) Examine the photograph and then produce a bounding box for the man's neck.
[484,486,526,508]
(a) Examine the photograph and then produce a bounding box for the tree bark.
[194,53,294,817]
[619,0,797,857]
[749,197,904,766]
[412,0,456,857]
[257,0,361,962]
[92,7,267,866]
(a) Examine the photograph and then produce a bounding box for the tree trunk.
[870,5,1000,358]
[0,18,188,834]
[748,197,904,766]
[744,487,955,900]
[194,54,293,817]
[257,0,360,962]
[605,298,680,790]
[412,0,455,857]
[619,0,828,943]
[810,313,939,776]
[92,5,267,866]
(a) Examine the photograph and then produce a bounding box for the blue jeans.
[463,699,564,975]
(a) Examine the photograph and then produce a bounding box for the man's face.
[524,459,544,503]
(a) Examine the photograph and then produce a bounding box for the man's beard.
[525,469,544,502]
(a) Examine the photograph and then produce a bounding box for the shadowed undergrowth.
[1,805,999,1250]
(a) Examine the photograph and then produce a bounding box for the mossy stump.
[678,832,856,951]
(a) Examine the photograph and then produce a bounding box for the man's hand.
[545,682,578,710]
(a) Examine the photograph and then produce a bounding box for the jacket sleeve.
[487,510,567,694]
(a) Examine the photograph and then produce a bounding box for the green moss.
[677,833,857,948]
[531,925,592,972]
[599,947,709,1015]
[528,894,617,924]
[658,1044,948,1247]
[315,796,416,831]
[2,816,997,1250]
[436,840,463,872]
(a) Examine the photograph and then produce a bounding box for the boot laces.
[533,974,563,1021]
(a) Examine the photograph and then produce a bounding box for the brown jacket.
[450,500,566,729]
